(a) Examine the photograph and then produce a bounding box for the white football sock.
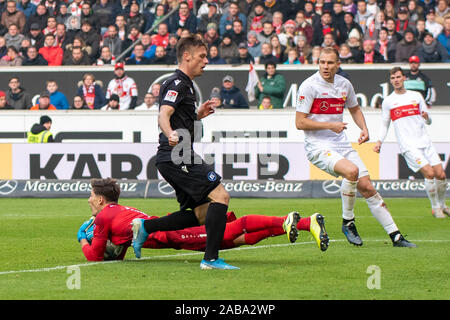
[435,178,447,209]
[365,192,398,235]
[425,178,439,210]
[341,179,357,220]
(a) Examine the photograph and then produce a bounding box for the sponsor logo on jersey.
[310,98,345,114]
[207,171,217,182]
[390,104,420,121]
[164,90,178,102]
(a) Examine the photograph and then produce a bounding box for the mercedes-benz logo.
[157,181,175,195]
[322,180,341,194]
[0,180,18,195]
[319,101,329,111]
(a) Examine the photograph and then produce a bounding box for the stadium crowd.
[0,0,448,110]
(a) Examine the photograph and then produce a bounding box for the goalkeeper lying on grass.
[78,178,329,261]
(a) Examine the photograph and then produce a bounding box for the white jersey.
[295,71,359,152]
[106,76,138,110]
[380,90,431,153]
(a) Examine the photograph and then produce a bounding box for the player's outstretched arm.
[348,106,369,144]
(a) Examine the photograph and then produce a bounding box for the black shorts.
[156,161,222,211]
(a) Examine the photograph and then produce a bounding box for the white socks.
[435,178,448,209]
[425,178,440,210]
[365,192,398,235]
[341,179,357,220]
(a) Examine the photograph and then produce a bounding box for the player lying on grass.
[77,178,329,261]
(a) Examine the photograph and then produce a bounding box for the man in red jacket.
[78,178,329,261]
[38,33,63,65]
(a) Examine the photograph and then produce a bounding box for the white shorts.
[307,147,369,178]
[402,145,442,173]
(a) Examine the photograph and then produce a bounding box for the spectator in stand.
[76,73,106,110]
[126,1,146,33]
[65,15,81,40]
[343,0,357,15]
[0,91,13,110]
[62,45,91,65]
[405,55,436,107]
[55,23,73,51]
[303,1,318,26]
[203,23,221,48]
[294,10,314,45]
[145,3,166,33]
[374,27,397,63]
[247,30,262,61]
[165,34,178,63]
[313,11,338,47]
[220,75,249,109]
[96,45,114,65]
[333,0,346,30]
[415,18,429,42]
[338,11,363,44]
[295,35,312,64]
[219,1,246,36]
[92,0,115,35]
[322,32,340,51]
[80,2,101,34]
[43,16,57,36]
[308,45,322,64]
[255,62,286,109]
[264,0,293,18]
[30,92,57,110]
[230,42,255,64]
[135,93,158,111]
[6,77,31,110]
[407,0,425,24]
[101,94,120,111]
[209,86,223,109]
[103,25,124,58]
[115,0,131,17]
[4,24,24,50]
[64,37,92,62]
[169,1,197,35]
[77,21,101,63]
[197,2,221,34]
[208,44,226,64]
[70,95,90,110]
[363,10,386,41]
[272,11,284,35]
[283,48,302,64]
[385,17,403,43]
[126,43,152,64]
[1,0,26,33]
[46,80,69,110]
[346,27,364,60]
[247,1,273,34]
[24,4,49,34]
[257,21,276,44]
[0,46,22,66]
[425,8,443,38]
[437,16,450,61]
[121,24,141,58]
[259,42,278,64]
[105,62,138,110]
[395,28,421,62]
[22,45,48,65]
[418,31,448,62]
[150,45,175,64]
[56,3,71,26]
[17,0,37,19]
[362,39,385,63]
[218,33,238,64]
[278,19,296,50]
[151,22,169,48]
[229,19,247,45]
[270,35,286,63]
[147,82,160,104]
[26,23,44,49]
[39,33,63,66]
[339,42,358,63]
[258,96,273,110]
[435,0,449,23]
[115,14,128,41]
[43,0,58,17]
[396,6,416,37]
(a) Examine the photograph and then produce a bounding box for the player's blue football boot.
[200,258,240,270]
[342,220,363,246]
[131,218,149,258]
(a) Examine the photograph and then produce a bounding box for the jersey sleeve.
[378,97,391,142]
[344,80,358,109]
[81,214,109,261]
[130,79,138,97]
[160,79,185,109]
[295,81,314,113]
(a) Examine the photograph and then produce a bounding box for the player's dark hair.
[91,178,120,203]
[389,67,404,77]
[176,34,208,63]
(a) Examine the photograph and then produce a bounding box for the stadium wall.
[0,64,449,106]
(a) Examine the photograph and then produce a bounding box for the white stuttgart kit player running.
[374,67,449,219]
[295,47,416,247]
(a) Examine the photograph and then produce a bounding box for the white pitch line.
[0,239,449,276]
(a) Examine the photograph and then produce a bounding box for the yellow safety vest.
[27,130,53,143]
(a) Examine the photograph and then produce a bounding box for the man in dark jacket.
[169,1,197,35]
[27,115,55,143]
[22,45,48,65]
[220,75,249,109]
[77,21,100,62]
[418,31,448,62]
[6,76,32,109]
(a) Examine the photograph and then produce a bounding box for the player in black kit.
[132,34,239,270]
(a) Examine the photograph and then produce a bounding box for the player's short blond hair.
[320,47,340,62]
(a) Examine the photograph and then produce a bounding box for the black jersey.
[156,69,199,163]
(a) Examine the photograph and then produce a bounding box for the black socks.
[203,202,228,261]
[143,210,199,234]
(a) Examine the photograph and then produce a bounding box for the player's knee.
[345,167,359,181]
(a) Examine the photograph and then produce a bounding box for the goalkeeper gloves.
[77,217,95,243]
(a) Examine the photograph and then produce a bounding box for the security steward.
[27,115,55,143]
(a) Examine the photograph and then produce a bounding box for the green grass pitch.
[0,197,449,300]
